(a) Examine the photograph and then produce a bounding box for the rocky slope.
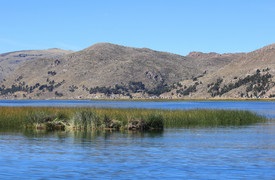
[169,44,275,99]
[0,43,274,99]
[0,48,72,81]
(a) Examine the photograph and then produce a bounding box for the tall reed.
[0,107,26,129]
[0,107,266,131]
[73,109,101,130]
[162,109,266,127]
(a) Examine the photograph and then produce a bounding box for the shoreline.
[1,97,275,102]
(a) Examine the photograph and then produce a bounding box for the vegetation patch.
[88,81,171,97]
[0,76,66,97]
[0,107,266,132]
[208,69,274,98]
[176,83,199,96]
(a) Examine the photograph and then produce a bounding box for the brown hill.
[0,43,274,99]
[0,48,72,81]
[170,44,275,99]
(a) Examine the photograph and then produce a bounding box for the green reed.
[162,109,266,127]
[0,107,266,131]
[0,107,29,129]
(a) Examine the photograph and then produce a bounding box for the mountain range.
[0,43,274,99]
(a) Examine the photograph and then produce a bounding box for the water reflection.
[0,122,275,179]
[22,129,70,139]
[20,129,164,142]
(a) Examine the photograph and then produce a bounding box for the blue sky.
[0,0,275,55]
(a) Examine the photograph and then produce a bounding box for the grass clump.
[72,110,101,130]
[145,113,164,130]
[127,113,164,131]
[162,109,266,128]
[0,107,28,130]
[0,107,267,132]
[25,110,70,131]
[103,115,122,130]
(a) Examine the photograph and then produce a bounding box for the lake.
[1,99,275,118]
[0,100,275,179]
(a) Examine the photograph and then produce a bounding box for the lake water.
[0,100,275,179]
[1,99,275,118]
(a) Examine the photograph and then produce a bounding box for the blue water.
[0,100,275,179]
[0,124,275,179]
[0,99,275,118]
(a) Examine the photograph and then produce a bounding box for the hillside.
[169,44,275,99]
[0,43,274,99]
[0,48,72,81]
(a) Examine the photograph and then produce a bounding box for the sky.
[0,0,275,55]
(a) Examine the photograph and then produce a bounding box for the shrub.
[145,113,164,130]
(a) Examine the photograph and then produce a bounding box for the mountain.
[0,43,274,99]
[0,48,72,81]
[172,44,275,99]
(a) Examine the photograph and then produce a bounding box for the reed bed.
[0,107,266,131]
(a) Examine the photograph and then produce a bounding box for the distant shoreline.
[1,97,275,102]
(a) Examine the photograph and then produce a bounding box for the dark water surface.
[0,100,274,179]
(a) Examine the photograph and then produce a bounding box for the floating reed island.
[0,107,266,131]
